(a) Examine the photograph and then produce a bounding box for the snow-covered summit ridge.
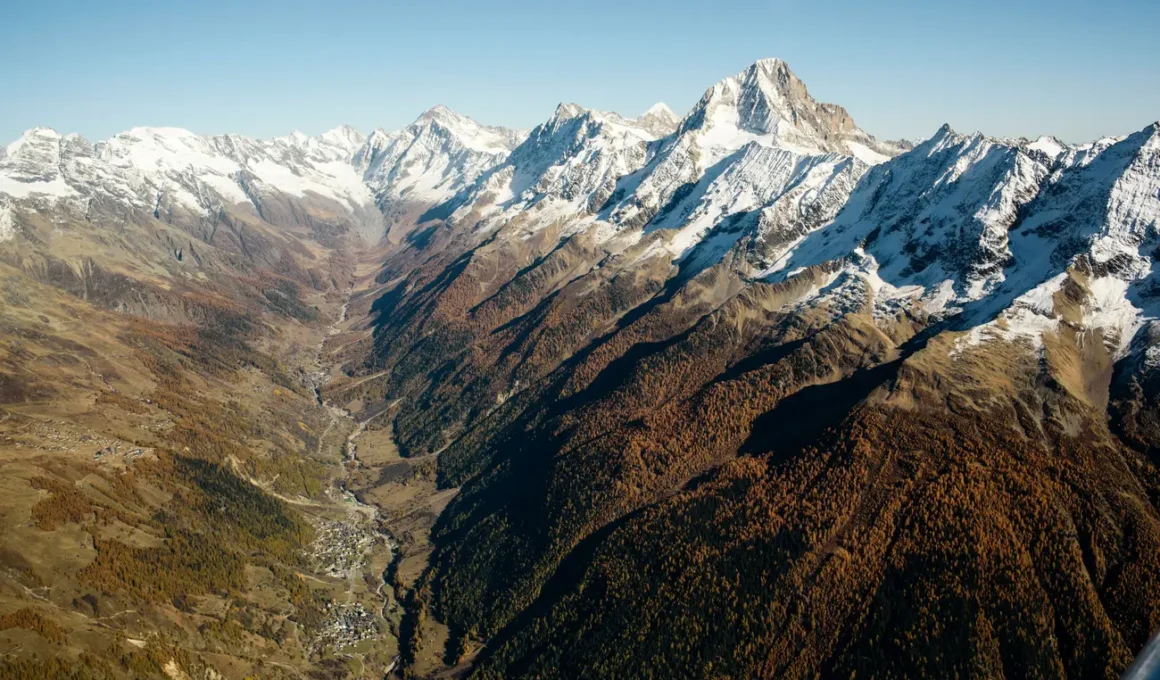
[409,105,527,154]
[678,58,908,164]
[0,59,909,227]
[642,102,677,119]
[0,122,382,212]
[582,58,911,238]
[352,108,529,221]
[750,120,1160,368]
[0,108,528,230]
[416,98,680,228]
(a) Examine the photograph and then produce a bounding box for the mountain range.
[1,58,1158,679]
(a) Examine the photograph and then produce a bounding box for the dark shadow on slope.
[740,360,902,463]
[593,133,680,222]
[531,252,728,420]
[463,497,658,673]
[712,335,812,386]
[641,150,742,234]
[418,192,471,224]
[368,250,473,331]
[462,326,947,675]
[404,222,441,250]
[468,234,578,318]
[740,324,940,464]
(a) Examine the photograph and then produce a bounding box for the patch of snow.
[198,173,248,204]
[0,174,77,199]
[846,141,891,166]
[1027,135,1066,158]
[0,203,15,241]
[248,159,316,198]
[953,273,1067,354]
[4,127,61,158]
[1084,275,1144,356]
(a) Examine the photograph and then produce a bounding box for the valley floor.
[0,243,459,679]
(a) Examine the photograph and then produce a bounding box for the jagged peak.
[927,123,959,143]
[915,124,997,154]
[363,127,396,145]
[1134,121,1160,155]
[929,123,995,144]
[633,102,681,138]
[551,102,590,121]
[725,57,798,94]
[414,104,484,132]
[536,103,662,145]
[407,105,522,154]
[748,56,790,72]
[549,102,651,128]
[682,57,838,141]
[1023,134,1069,158]
[663,57,900,165]
[416,103,456,120]
[413,105,478,131]
[547,103,610,127]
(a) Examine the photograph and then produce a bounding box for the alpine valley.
[1,58,1158,679]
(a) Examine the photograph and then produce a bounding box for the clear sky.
[3,0,1158,145]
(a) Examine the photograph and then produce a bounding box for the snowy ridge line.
[3,60,1158,371]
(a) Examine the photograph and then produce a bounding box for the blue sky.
[3,0,1158,144]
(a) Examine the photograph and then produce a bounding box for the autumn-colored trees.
[362,226,1160,678]
[467,407,1160,679]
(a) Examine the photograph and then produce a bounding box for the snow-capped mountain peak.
[0,123,382,235]
[319,124,366,153]
[636,102,681,137]
[0,127,79,199]
[679,58,905,164]
[4,127,62,159]
[642,102,677,118]
[407,105,525,155]
[550,102,590,122]
[591,59,909,236]
[352,107,528,236]
[416,104,466,126]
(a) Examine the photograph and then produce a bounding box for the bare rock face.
[683,58,905,160]
[634,102,681,138]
